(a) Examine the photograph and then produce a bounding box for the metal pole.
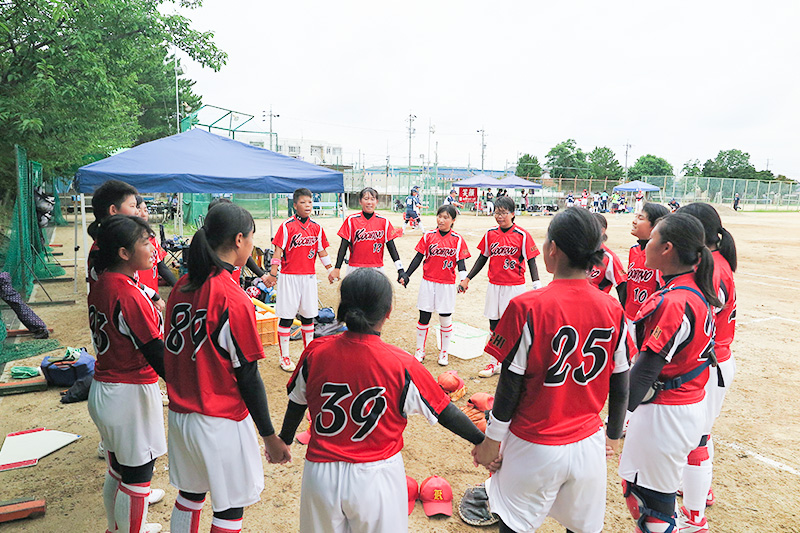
[407,114,416,174]
[80,194,89,294]
[73,196,78,295]
[174,55,180,133]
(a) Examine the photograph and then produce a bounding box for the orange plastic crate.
[255,313,278,346]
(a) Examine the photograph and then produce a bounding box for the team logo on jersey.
[488,331,506,350]
[289,233,318,250]
[627,267,654,283]
[651,326,662,339]
[488,242,519,256]
[352,228,384,243]
[588,267,601,279]
[427,243,457,258]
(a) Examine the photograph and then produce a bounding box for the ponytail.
[183,202,255,292]
[718,227,737,272]
[90,215,153,273]
[677,202,737,272]
[547,207,605,270]
[337,269,393,333]
[696,247,721,308]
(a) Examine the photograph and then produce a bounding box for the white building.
[234,131,342,166]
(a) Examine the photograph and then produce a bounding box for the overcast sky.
[174,0,799,178]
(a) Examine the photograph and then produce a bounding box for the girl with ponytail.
[164,203,291,533]
[619,213,720,533]
[87,215,168,533]
[675,203,738,530]
[279,268,485,532]
[472,207,631,533]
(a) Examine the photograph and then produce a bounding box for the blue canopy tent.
[613,180,660,192]
[452,174,502,188]
[497,176,542,189]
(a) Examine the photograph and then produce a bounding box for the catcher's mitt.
[458,484,499,527]
[460,404,487,432]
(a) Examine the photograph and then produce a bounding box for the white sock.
[278,325,291,361]
[640,517,671,532]
[170,494,204,533]
[301,324,315,348]
[210,516,242,533]
[103,468,121,532]
[416,322,429,353]
[682,437,713,517]
[115,482,150,533]
[439,315,453,355]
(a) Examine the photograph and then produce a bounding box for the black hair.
[641,203,670,226]
[653,213,722,307]
[135,195,145,207]
[546,207,605,270]
[89,215,154,273]
[593,212,608,242]
[677,203,737,272]
[293,188,313,203]
[207,196,233,212]
[437,204,458,220]
[494,196,516,222]
[359,187,379,200]
[337,268,393,334]
[88,180,138,239]
[183,202,255,292]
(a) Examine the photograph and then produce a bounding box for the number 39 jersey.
[164,268,265,422]
[485,279,630,446]
[625,243,662,320]
[478,225,540,286]
[88,271,163,384]
[415,230,471,284]
[287,331,452,463]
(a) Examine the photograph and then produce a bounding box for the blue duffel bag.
[41,348,96,387]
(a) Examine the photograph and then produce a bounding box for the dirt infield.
[1,207,798,532]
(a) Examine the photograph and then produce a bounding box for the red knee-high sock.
[277,325,291,362]
[301,324,315,347]
[115,481,150,533]
[210,516,242,533]
[170,494,205,533]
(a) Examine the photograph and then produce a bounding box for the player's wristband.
[485,412,511,442]
[459,270,468,281]
[320,255,332,268]
[394,260,404,271]
[270,258,281,266]
[531,279,542,290]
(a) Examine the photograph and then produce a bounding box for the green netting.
[0,339,62,365]
[182,193,332,226]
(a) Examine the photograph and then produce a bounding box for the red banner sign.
[459,187,477,204]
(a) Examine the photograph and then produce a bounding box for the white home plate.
[432,322,491,360]
[0,428,81,471]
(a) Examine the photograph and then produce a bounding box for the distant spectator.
[443,189,463,209]
[733,193,741,211]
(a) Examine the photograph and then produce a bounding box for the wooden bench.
[313,202,339,215]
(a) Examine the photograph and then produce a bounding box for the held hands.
[472,437,502,472]
[153,297,166,313]
[260,273,271,285]
[263,274,277,289]
[397,271,409,288]
[328,268,341,284]
[263,434,292,465]
[458,279,469,293]
[605,436,620,458]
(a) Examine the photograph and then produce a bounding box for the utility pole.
[427,121,435,166]
[407,113,416,172]
[623,141,632,181]
[263,107,280,150]
[766,158,770,171]
[477,129,486,172]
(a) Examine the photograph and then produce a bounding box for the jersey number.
[544,326,613,386]
[442,260,454,270]
[166,303,208,359]
[88,305,110,355]
[633,287,649,304]
[315,383,388,442]
[503,258,517,270]
[373,243,383,253]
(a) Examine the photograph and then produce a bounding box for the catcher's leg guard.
[683,434,713,517]
[622,479,677,533]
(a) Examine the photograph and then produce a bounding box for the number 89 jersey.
[164,269,266,422]
[485,279,630,446]
[287,331,452,463]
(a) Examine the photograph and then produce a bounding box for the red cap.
[468,392,494,412]
[437,371,465,393]
[419,476,453,517]
[406,475,419,515]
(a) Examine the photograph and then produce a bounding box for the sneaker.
[414,349,425,363]
[280,355,296,372]
[97,440,105,459]
[478,361,500,378]
[678,506,708,533]
[438,351,449,366]
[143,524,163,533]
[706,488,715,507]
[160,389,169,406]
[32,329,50,339]
[147,488,165,505]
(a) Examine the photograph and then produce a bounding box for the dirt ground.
[1,206,799,532]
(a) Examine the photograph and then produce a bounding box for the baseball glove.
[458,484,499,527]
[460,404,487,433]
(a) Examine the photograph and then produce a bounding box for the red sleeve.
[151,237,167,262]
[385,219,399,242]
[637,298,683,358]
[406,359,451,415]
[612,253,627,283]
[458,236,471,261]
[225,294,265,363]
[525,232,540,259]
[484,297,526,363]
[118,292,162,347]
[337,218,352,241]
[272,222,287,249]
[319,227,329,250]
[414,234,427,255]
[478,232,489,256]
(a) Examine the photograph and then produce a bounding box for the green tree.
[701,149,757,179]
[682,159,703,176]
[587,146,623,180]
[0,0,226,189]
[546,139,588,180]
[628,154,673,180]
[516,154,542,177]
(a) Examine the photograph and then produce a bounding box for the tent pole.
[73,195,78,295]
[178,193,184,237]
[269,193,274,240]
[80,193,89,294]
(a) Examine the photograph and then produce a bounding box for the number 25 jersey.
[287,331,451,463]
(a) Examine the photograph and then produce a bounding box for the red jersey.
[88,271,162,384]
[414,230,471,284]
[287,331,451,463]
[485,279,630,446]
[633,272,714,405]
[588,244,627,293]
[337,212,398,268]
[478,225,540,286]
[712,250,736,363]
[272,216,329,275]
[164,269,265,421]
[88,241,158,302]
[137,236,167,292]
[625,243,662,320]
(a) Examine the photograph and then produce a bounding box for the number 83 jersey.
[485,279,631,445]
[287,331,452,463]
